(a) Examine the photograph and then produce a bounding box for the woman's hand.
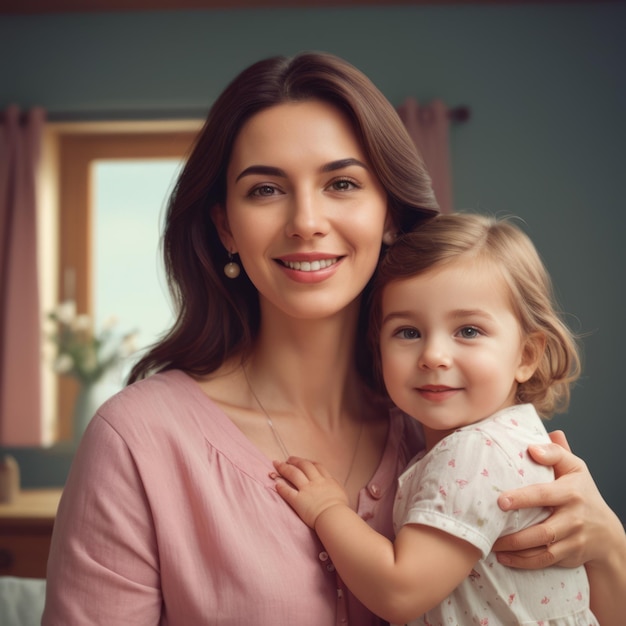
[493,430,626,625]
[494,430,622,567]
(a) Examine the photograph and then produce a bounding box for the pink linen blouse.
[42,369,422,625]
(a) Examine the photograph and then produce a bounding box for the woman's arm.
[493,431,626,625]
[42,417,162,625]
[273,457,480,624]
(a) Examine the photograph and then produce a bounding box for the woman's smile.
[217,99,388,319]
[278,256,341,272]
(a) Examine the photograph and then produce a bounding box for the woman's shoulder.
[104,369,204,409]
[73,367,272,495]
[93,369,226,439]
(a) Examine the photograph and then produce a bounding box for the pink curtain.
[397,98,453,214]
[0,106,45,445]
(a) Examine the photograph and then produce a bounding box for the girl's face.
[214,100,389,321]
[379,258,539,447]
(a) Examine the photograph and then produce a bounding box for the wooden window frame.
[55,124,199,440]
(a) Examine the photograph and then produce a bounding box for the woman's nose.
[285,191,330,239]
[418,336,452,370]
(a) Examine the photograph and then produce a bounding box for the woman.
[43,52,626,625]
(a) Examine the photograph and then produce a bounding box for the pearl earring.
[224,252,241,279]
[382,230,397,246]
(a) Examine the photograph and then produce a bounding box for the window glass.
[92,159,183,388]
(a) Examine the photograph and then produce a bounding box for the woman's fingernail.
[497,554,511,565]
[499,496,512,510]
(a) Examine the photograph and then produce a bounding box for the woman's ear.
[382,214,398,246]
[515,332,546,383]
[210,204,237,253]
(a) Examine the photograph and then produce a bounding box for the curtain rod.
[3,105,471,124]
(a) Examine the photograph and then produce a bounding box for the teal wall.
[1,3,625,523]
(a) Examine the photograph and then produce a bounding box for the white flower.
[73,314,92,331]
[102,315,119,331]
[54,353,74,373]
[120,332,139,357]
[46,304,135,385]
[55,300,77,325]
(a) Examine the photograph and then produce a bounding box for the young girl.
[274,213,599,625]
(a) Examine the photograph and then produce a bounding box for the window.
[49,123,200,440]
[91,158,182,380]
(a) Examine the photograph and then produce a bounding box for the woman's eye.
[458,327,480,339]
[328,178,358,192]
[250,184,278,197]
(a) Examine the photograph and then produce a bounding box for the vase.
[72,383,104,442]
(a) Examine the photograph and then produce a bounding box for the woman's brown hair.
[128,51,438,384]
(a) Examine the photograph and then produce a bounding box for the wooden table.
[0,489,63,578]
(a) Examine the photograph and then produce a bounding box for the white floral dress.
[393,404,599,626]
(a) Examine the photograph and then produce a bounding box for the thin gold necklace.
[243,366,364,487]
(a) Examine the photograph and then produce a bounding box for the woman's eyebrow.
[235,158,369,182]
[321,158,368,173]
[235,165,286,182]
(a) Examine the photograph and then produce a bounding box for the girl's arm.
[493,431,626,625]
[273,457,480,624]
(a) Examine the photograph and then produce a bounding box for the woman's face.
[215,100,389,321]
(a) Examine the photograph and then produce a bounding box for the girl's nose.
[285,191,330,239]
[418,336,452,370]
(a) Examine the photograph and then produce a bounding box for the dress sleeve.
[396,429,530,559]
[42,414,162,625]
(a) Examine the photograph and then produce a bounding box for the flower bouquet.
[47,300,137,439]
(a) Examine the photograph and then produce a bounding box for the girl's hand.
[493,430,625,570]
[272,457,349,528]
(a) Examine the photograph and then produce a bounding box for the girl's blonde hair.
[368,213,581,417]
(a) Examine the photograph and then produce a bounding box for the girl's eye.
[394,327,420,340]
[328,177,359,192]
[458,327,481,339]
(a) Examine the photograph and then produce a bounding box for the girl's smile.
[379,257,538,448]
[415,385,463,403]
